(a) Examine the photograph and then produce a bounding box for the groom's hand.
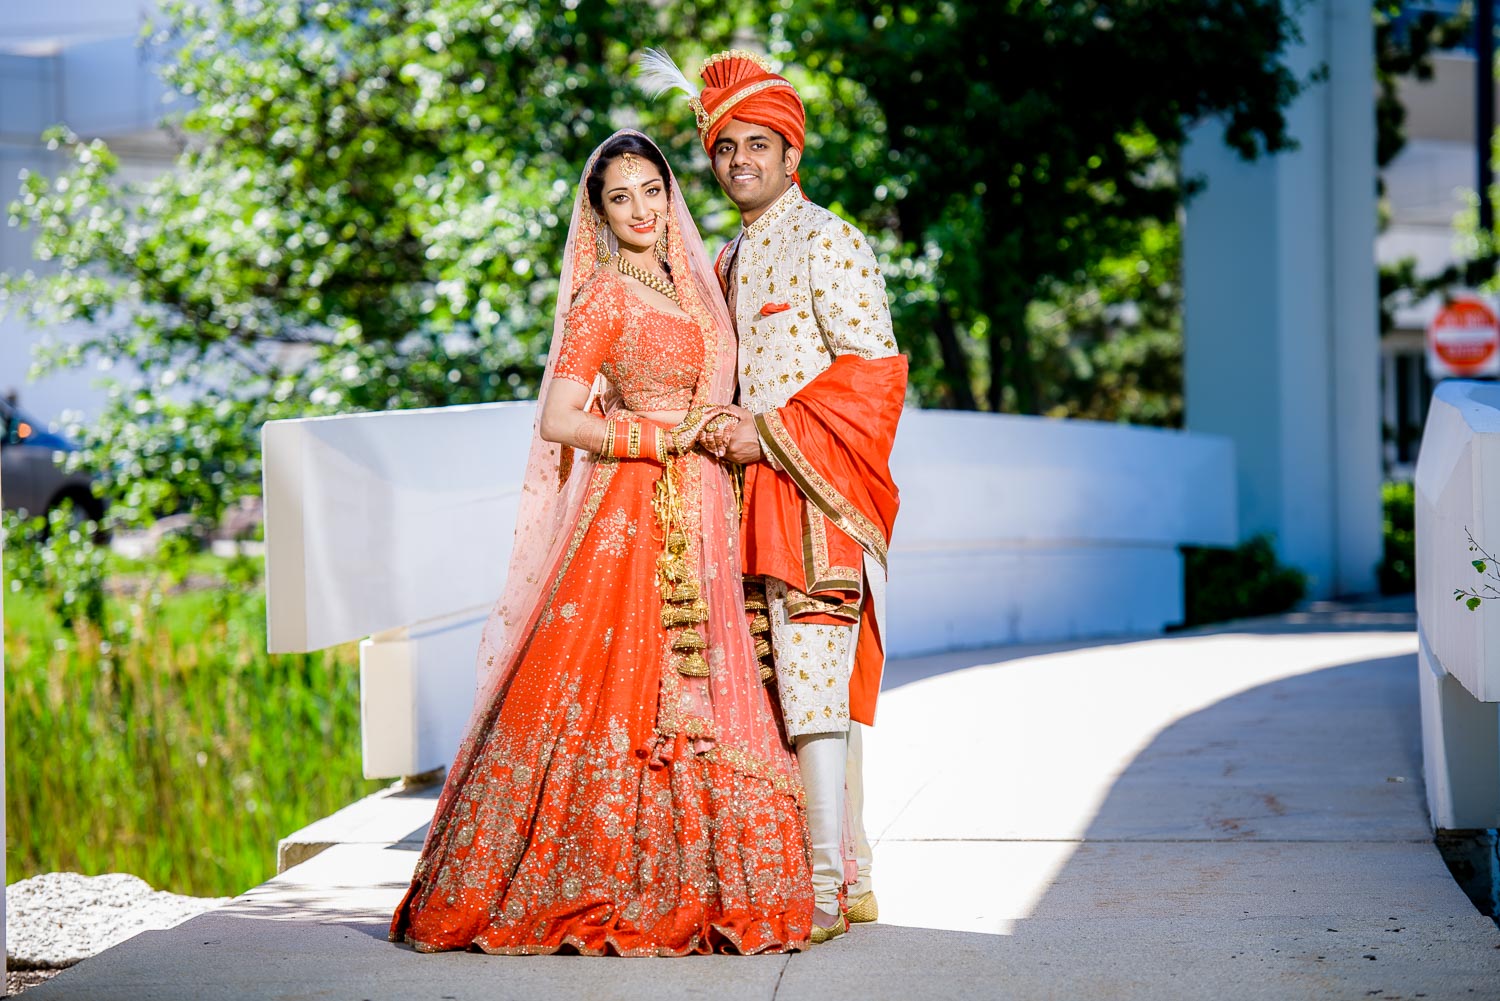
[720,410,764,465]
[699,404,761,464]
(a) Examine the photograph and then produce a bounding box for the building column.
[1182,0,1382,598]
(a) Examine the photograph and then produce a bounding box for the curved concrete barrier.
[263,405,1237,777]
[1414,379,1500,829]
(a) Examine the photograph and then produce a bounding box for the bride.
[389,130,813,956]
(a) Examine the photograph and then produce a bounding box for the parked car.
[0,399,105,525]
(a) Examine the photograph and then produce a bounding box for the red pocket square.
[759,302,791,316]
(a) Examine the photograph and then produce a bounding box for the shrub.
[4,505,108,628]
[1380,480,1416,595]
[1182,535,1307,627]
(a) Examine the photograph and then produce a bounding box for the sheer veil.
[421,130,801,844]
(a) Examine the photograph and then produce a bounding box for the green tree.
[5,0,742,530]
[5,0,1317,535]
[1030,216,1184,427]
[770,0,1305,413]
[1374,0,1474,336]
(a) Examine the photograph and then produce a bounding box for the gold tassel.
[743,578,768,611]
[748,612,769,634]
[653,441,714,674]
[657,553,689,584]
[759,662,775,683]
[676,652,710,677]
[672,628,707,652]
[662,599,709,628]
[662,581,700,603]
[754,637,771,660]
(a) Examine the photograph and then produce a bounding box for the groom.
[677,49,906,943]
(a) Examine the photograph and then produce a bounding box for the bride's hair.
[585,133,673,214]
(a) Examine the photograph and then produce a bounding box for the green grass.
[5,559,383,897]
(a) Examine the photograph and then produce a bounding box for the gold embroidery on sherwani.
[800,497,861,594]
[724,186,896,739]
[755,409,889,572]
[764,577,855,735]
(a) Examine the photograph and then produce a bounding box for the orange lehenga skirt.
[390,457,814,956]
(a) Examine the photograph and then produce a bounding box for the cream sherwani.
[719,182,897,734]
[717,182,895,908]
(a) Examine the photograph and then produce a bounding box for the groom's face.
[710,118,800,220]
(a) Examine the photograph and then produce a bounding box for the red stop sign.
[1428,296,1500,378]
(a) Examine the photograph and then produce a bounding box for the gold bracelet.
[627,422,641,459]
[601,420,617,456]
[669,406,706,453]
[656,427,669,458]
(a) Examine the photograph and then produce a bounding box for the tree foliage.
[5,0,1310,527]
[1030,216,1184,426]
[774,0,1303,411]
[8,0,734,406]
[1375,0,1472,172]
[1374,2,1478,333]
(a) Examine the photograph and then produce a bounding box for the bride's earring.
[654,216,670,269]
[595,218,611,263]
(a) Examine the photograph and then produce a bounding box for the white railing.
[263,405,1237,779]
[1414,380,1500,830]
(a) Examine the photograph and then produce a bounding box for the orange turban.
[692,49,805,155]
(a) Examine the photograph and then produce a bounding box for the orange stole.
[743,354,906,724]
[714,241,735,297]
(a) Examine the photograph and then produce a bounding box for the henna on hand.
[699,409,742,458]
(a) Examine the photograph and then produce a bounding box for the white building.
[0,2,174,428]
[1182,0,1382,598]
[1380,37,1497,476]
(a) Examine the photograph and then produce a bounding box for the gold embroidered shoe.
[845,890,878,924]
[808,912,850,945]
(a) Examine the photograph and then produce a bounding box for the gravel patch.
[6,872,230,970]
[6,968,60,997]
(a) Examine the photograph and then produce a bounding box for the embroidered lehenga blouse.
[389,267,814,956]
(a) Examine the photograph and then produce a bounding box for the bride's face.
[599,154,669,256]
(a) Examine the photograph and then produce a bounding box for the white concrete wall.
[263,404,1237,778]
[886,411,1235,651]
[1414,379,1500,830]
[262,403,531,779]
[1182,0,1382,599]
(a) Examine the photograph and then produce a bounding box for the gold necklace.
[615,253,678,303]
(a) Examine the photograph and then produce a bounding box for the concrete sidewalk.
[27,605,1500,1000]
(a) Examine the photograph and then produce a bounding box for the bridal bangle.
[603,417,672,463]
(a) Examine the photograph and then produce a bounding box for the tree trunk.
[986,321,1006,413]
[986,290,1035,414]
[933,306,978,410]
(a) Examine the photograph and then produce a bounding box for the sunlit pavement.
[26,600,1500,1000]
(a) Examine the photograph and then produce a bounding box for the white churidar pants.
[768,577,873,912]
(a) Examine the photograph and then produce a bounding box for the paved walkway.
[27,604,1500,1000]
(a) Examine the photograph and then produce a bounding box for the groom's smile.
[710,117,801,226]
